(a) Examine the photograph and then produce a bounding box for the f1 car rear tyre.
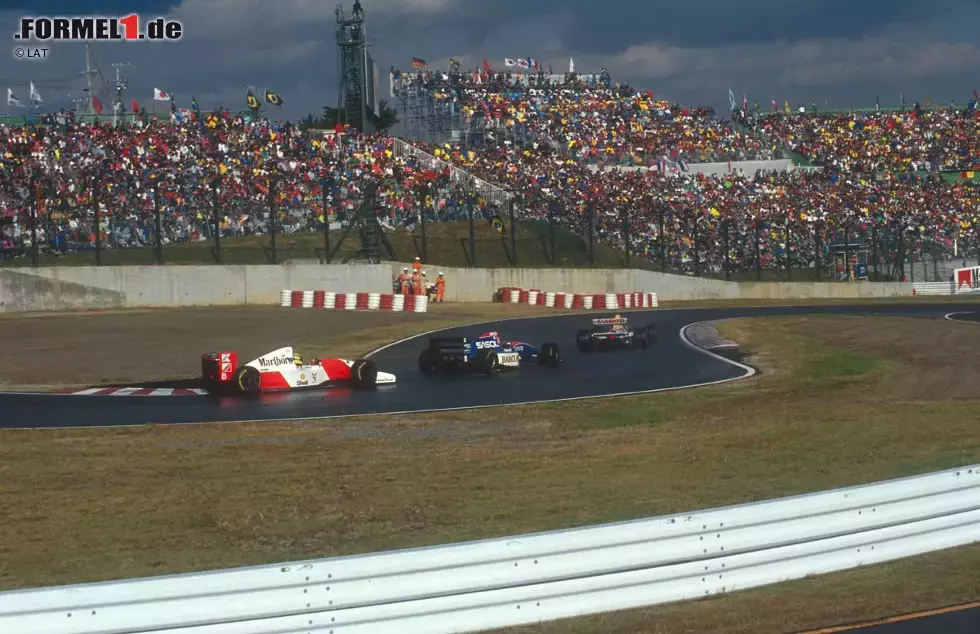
[351,358,378,390]
[540,342,561,368]
[635,326,650,350]
[646,325,658,346]
[234,366,261,394]
[418,348,440,376]
[475,348,497,375]
[576,329,592,352]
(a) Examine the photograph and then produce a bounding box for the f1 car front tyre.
[540,342,561,368]
[351,358,378,390]
[418,348,440,376]
[234,366,261,394]
[576,329,593,352]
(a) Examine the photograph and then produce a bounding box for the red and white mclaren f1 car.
[201,346,396,394]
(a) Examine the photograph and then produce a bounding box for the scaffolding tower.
[393,83,464,145]
[335,1,378,133]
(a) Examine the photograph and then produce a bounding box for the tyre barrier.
[280,290,428,313]
[495,287,658,310]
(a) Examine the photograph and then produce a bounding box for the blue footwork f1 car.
[576,314,657,352]
[419,330,561,376]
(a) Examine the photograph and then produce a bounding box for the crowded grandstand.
[1,66,978,279]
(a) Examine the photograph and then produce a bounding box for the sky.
[2,0,979,122]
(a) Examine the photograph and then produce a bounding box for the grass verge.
[2,314,980,603]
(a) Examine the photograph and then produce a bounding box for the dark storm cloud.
[1,0,978,121]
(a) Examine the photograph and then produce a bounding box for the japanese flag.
[153,87,171,101]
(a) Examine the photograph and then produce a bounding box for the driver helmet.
[479,331,502,345]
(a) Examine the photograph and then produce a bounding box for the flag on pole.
[92,94,104,114]
[246,90,260,111]
[504,58,516,67]
[568,57,574,73]
[7,88,24,107]
[742,93,748,110]
[153,87,171,101]
[482,57,491,73]
[265,89,283,106]
[771,97,777,111]
[728,88,735,111]
[411,57,425,68]
[29,82,42,104]
[132,98,139,113]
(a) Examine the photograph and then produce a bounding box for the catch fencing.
[2,464,979,634]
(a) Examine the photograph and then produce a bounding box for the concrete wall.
[391,264,739,302]
[0,263,915,313]
[738,281,913,300]
[0,264,392,312]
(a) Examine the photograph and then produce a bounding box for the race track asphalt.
[3,301,979,633]
[1,303,979,430]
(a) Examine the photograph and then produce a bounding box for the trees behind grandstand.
[300,100,399,134]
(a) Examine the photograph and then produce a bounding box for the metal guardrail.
[913,282,957,295]
[2,464,979,633]
[910,282,980,296]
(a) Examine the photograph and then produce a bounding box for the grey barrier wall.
[0,264,393,313]
[392,265,740,302]
[0,264,913,313]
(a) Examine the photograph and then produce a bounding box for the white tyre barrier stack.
[278,290,428,313]
[392,293,406,312]
[497,288,658,310]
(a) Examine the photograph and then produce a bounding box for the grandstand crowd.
[1,66,978,277]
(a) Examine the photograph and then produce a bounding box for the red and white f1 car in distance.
[201,346,396,394]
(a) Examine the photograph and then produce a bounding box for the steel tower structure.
[335,0,378,133]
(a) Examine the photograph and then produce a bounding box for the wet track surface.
[2,303,979,429]
[3,302,980,633]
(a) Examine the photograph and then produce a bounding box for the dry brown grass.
[2,311,979,633]
[2,315,979,590]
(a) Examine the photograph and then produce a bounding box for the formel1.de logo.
[15,14,183,41]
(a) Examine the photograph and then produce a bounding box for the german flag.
[411,57,426,68]
[246,91,260,111]
[265,89,283,106]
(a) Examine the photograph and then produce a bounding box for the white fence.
[913,264,980,295]
[390,138,516,207]
[2,465,979,634]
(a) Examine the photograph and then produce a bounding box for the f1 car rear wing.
[592,317,629,326]
[429,336,468,362]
